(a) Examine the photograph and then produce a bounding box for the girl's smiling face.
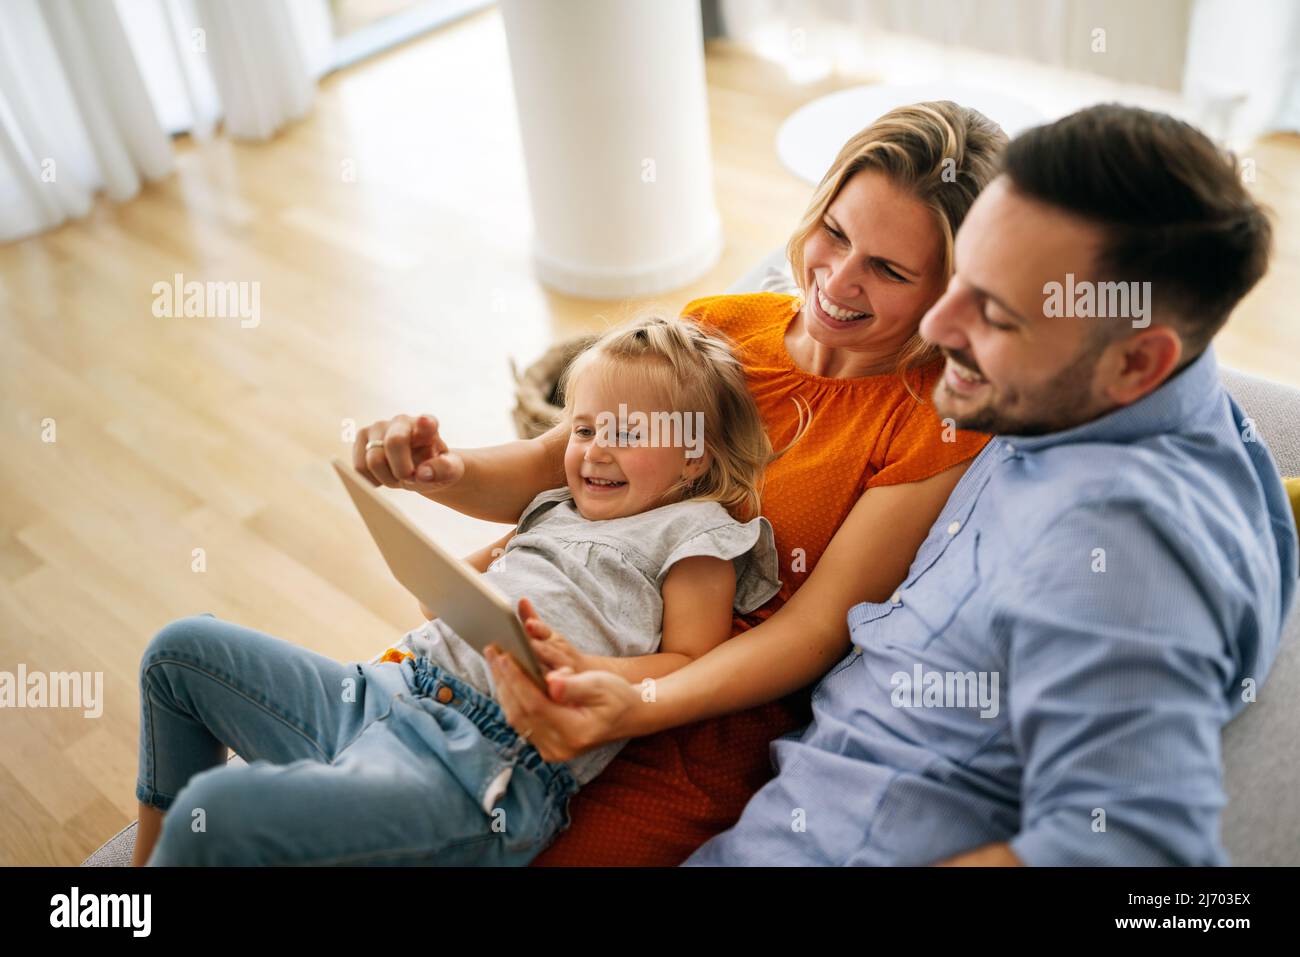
[563,362,711,521]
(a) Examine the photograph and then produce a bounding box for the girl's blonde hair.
[558,313,799,522]
[787,100,1007,396]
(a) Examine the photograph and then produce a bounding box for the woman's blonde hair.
[558,313,797,522]
[787,100,1007,396]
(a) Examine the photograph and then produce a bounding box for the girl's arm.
[354,415,569,524]
[617,460,972,735]
[432,422,568,522]
[583,555,736,684]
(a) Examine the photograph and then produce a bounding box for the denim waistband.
[401,655,578,798]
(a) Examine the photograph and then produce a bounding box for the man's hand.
[353,414,465,490]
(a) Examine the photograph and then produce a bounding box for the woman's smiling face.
[563,362,710,521]
[798,168,948,359]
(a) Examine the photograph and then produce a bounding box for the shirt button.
[435,685,454,704]
[853,646,863,656]
[947,521,961,535]
[890,591,901,604]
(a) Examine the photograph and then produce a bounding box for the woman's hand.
[485,598,641,762]
[353,414,465,490]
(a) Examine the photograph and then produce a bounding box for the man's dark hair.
[1001,104,1272,357]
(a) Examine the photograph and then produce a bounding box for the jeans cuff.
[135,782,174,812]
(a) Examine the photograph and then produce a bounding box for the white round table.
[777,82,1047,184]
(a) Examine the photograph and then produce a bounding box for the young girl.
[136,314,793,865]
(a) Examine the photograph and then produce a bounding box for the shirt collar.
[1000,346,1221,452]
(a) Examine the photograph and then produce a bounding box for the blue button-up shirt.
[686,348,1297,866]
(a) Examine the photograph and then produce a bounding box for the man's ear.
[1101,325,1183,407]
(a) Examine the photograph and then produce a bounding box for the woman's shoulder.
[680,291,800,338]
[681,291,800,320]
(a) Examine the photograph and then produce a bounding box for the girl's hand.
[516,597,589,673]
[354,414,465,490]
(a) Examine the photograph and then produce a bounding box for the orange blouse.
[533,292,991,866]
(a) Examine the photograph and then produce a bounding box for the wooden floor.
[1,8,1297,865]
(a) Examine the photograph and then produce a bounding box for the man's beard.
[934,337,1109,437]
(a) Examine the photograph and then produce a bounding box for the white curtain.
[1182,0,1300,145]
[719,0,1300,144]
[719,0,1193,90]
[190,0,331,141]
[0,0,331,243]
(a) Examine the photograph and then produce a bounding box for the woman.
[352,101,1007,866]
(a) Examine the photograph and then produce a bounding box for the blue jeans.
[137,614,578,865]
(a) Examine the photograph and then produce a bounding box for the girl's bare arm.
[353,415,569,524]
[583,554,737,684]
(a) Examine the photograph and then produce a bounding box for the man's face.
[919,177,1119,436]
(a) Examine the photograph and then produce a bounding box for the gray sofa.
[83,250,1300,866]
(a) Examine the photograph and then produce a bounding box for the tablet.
[331,458,545,687]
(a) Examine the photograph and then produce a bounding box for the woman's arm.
[463,527,518,574]
[353,414,569,523]
[584,554,737,684]
[489,460,972,757]
[617,460,971,734]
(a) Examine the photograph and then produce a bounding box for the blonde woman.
[355,102,1009,865]
[133,315,793,865]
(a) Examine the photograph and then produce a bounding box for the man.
[680,104,1297,865]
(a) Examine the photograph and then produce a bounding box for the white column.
[499,0,722,299]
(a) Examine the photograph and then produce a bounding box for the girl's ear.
[682,450,711,482]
